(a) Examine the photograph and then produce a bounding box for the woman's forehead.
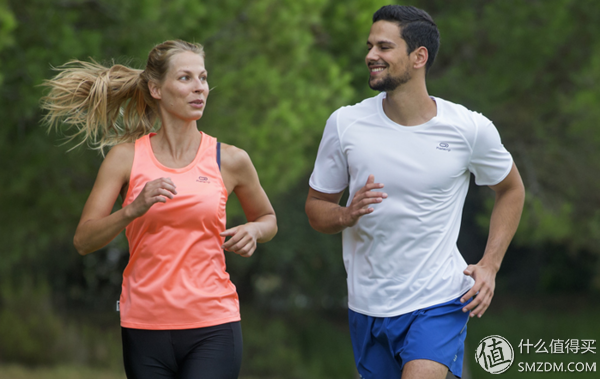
[167,51,206,73]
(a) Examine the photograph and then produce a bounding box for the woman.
[41,40,277,379]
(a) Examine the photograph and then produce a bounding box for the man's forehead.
[367,20,403,44]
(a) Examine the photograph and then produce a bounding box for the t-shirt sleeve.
[309,111,349,193]
[468,115,513,186]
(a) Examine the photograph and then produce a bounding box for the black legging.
[122,321,243,379]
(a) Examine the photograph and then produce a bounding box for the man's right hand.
[341,175,387,227]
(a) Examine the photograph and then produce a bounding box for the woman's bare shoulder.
[220,143,252,173]
[100,142,135,179]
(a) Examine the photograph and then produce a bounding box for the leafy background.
[0,0,598,378]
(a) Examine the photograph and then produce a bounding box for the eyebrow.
[367,39,396,46]
[176,69,207,75]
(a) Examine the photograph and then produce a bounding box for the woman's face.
[150,51,209,123]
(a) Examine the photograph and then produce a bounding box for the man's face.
[366,20,412,92]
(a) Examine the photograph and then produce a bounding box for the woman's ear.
[148,80,162,100]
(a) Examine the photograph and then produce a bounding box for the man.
[305,5,525,379]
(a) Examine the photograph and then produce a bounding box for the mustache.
[368,62,387,67]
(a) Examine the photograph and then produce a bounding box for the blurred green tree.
[2,0,600,373]
[1,0,599,328]
[0,0,16,84]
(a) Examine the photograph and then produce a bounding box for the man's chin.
[369,79,392,92]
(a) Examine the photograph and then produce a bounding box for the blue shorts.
[348,295,471,379]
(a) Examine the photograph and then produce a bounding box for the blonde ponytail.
[41,60,156,153]
[41,40,205,154]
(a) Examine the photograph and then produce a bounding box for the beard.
[369,69,411,92]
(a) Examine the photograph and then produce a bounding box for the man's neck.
[382,82,437,126]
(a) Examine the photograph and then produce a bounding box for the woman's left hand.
[220,223,260,257]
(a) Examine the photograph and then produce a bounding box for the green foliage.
[0,365,125,379]
[241,307,355,378]
[227,178,347,311]
[2,0,600,372]
[0,0,16,84]
[0,280,63,364]
[197,0,354,194]
[419,0,600,291]
[0,278,123,368]
[466,296,600,379]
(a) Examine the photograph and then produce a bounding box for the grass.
[0,365,309,379]
[0,365,126,379]
[0,295,596,379]
[466,295,599,379]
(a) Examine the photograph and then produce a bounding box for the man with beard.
[305,5,525,379]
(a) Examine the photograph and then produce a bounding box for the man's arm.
[306,175,387,234]
[460,162,525,317]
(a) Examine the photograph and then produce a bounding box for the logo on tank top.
[436,142,451,152]
[196,176,211,183]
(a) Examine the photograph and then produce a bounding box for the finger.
[222,232,245,250]
[360,190,388,199]
[463,265,475,276]
[461,283,480,306]
[150,177,177,195]
[352,192,387,210]
[350,208,375,220]
[238,247,255,258]
[155,176,175,186]
[463,285,490,312]
[468,294,491,318]
[155,188,175,200]
[158,180,178,195]
[235,241,256,258]
[463,293,481,312]
[359,183,386,194]
[226,235,252,253]
[357,197,385,208]
[461,281,481,308]
[357,175,384,193]
[150,195,168,204]
[220,227,238,237]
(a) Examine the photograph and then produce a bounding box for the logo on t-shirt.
[436,142,451,152]
[196,176,211,183]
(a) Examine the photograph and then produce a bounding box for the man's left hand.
[460,263,497,318]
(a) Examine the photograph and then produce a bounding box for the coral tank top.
[120,132,240,329]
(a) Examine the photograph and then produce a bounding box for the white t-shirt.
[309,92,513,317]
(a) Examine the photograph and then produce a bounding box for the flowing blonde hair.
[41,40,205,153]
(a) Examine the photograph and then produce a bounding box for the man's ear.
[148,81,162,100]
[412,46,429,70]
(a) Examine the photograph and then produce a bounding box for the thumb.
[366,174,375,185]
[463,265,475,276]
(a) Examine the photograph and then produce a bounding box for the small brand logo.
[436,142,451,152]
[476,335,515,374]
[196,176,210,183]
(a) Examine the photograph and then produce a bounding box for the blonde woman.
[42,40,277,379]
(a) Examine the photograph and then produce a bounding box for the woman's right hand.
[126,177,177,219]
[74,145,177,255]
